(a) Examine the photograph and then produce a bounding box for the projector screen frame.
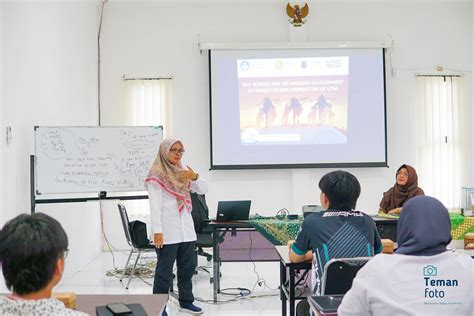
[208,46,388,170]
[200,41,392,51]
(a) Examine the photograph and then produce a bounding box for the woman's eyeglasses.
[397,172,409,177]
[170,149,185,155]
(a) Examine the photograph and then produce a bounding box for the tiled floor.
[47,250,283,315]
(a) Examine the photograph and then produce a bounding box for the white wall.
[1,1,102,271]
[100,1,473,215]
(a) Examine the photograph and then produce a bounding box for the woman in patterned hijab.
[145,138,194,213]
[145,138,207,315]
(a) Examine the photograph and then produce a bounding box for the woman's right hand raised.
[154,233,164,248]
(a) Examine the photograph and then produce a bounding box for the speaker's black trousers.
[153,241,197,306]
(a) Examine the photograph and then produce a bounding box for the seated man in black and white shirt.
[0,213,86,315]
[289,171,382,315]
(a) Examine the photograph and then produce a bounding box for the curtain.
[120,79,172,217]
[417,76,467,209]
[121,79,172,135]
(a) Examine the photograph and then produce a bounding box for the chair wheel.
[210,278,213,284]
[206,257,212,262]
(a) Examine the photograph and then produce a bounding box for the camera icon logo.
[423,265,438,277]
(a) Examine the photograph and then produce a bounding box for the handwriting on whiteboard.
[36,127,162,193]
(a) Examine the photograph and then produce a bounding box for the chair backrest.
[118,203,133,248]
[321,257,370,295]
[190,192,209,234]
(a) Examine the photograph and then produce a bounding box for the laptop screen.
[216,200,251,222]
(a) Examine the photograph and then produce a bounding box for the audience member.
[0,213,86,315]
[339,196,473,315]
[379,164,424,214]
[289,170,382,315]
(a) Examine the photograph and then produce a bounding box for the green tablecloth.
[250,213,474,246]
[450,213,474,239]
[250,215,303,246]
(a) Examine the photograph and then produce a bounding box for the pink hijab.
[145,139,192,213]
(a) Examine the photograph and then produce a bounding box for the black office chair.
[296,257,370,316]
[117,203,155,289]
[321,257,370,295]
[190,192,213,262]
[190,192,215,279]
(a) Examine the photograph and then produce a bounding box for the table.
[76,294,168,315]
[210,221,280,302]
[250,215,398,244]
[276,245,312,316]
[450,213,474,239]
[251,213,474,245]
[210,216,402,303]
[372,216,398,241]
[209,216,474,304]
[250,215,303,245]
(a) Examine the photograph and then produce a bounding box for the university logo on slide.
[240,61,250,71]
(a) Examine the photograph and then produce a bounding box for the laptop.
[216,200,251,222]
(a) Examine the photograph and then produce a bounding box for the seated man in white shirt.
[0,213,86,315]
[338,196,474,316]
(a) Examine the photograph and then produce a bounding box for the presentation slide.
[210,48,386,168]
[238,56,348,146]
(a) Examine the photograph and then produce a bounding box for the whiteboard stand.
[30,155,149,213]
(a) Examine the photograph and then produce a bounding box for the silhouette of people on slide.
[282,97,303,125]
[257,97,277,128]
[308,95,334,125]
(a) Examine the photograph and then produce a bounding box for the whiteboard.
[34,126,163,194]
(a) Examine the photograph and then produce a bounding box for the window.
[121,78,172,217]
[122,78,172,135]
[417,76,467,209]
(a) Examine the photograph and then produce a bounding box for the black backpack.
[128,220,150,248]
